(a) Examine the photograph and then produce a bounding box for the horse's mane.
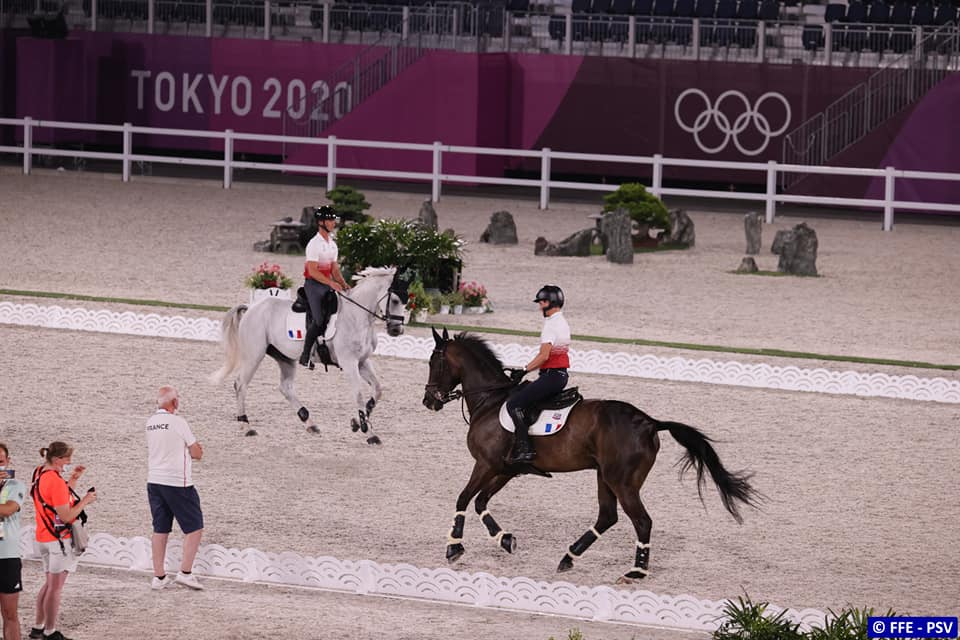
[352,266,397,282]
[454,333,508,378]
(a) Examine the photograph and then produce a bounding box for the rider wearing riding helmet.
[505,285,570,464]
[299,205,351,368]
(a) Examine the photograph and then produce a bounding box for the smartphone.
[0,470,14,480]
[87,486,95,493]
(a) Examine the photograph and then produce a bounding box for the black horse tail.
[656,421,759,524]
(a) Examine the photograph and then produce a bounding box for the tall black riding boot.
[506,407,536,464]
[299,323,322,367]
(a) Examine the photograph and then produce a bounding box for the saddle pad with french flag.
[285,310,337,342]
[498,400,581,437]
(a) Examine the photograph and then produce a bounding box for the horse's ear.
[442,327,449,341]
[432,327,442,345]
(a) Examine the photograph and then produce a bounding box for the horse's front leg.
[277,359,321,434]
[557,470,618,573]
[447,463,496,563]
[475,474,518,554]
[357,358,382,418]
[342,356,380,445]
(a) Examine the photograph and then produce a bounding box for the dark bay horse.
[422,328,759,583]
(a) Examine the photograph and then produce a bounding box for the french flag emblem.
[544,423,554,433]
[288,329,303,339]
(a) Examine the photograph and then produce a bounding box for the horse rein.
[426,344,515,424]
[337,289,405,326]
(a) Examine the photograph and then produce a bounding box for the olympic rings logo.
[674,89,792,157]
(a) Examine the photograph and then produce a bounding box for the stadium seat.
[802,23,824,49]
[758,0,779,20]
[737,0,759,20]
[890,0,913,23]
[911,1,933,25]
[934,2,956,23]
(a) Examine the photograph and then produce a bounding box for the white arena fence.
[3,301,956,631]
[5,116,960,231]
[2,301,957,404]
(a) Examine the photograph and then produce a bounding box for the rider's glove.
[508,368,526,385]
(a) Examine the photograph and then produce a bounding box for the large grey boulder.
[663,208,695,247]
[602,210,633,264]
[298,206,317,247]
[480,211,518,245]
[534,229,595,257]
[417,200,438,231]
[772,222,818,276]
[744,212,762,255]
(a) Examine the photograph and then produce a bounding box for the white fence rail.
[4,116,960,230]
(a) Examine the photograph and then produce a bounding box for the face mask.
[61,464,74,476]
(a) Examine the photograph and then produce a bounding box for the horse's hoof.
[306,425,321,435]
[366,435,381,445]
[244,429,258,437]
[499,533,516,554]
[365,398,376,414]
[557,555,574,573]
[237,415,249,423]
[446,543,465,563]
[616,570,647,584]
[351,418,360,433]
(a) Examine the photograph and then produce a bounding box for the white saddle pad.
[498,399,581,437]
[286,311,337,342]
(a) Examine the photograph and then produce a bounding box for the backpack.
[30,467,88,554]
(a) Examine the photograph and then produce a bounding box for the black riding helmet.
[533,285,564,310]
[314,205,338,221]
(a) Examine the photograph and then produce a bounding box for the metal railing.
[781,23,960,190]
[5,116,960,230]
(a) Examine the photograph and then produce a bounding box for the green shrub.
[714,596,805,640]
[326,185,372,224]
[336,218,463,292]
[602,182,670,232]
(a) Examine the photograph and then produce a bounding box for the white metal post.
[692,18,700,59]
[757,21,765,62]
[628,15,636,58]
[91,0,98,32]
[122,122,132,182]
[883,166,895,231]
[824,23,832,66]
[323,3,330,43]
[22,117,33,175]
[223,129,234,189]
[564,14,572,55]
[431,141,442,202]
[765,160,777,223]
[402,7,409,41]
[651,153,663,199]
[148,0,155,34]
[205,0,213,37]
[327,136,337,191]
[264,0,271,40]
[539,147,551,210]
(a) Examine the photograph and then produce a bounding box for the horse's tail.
[208,304,248,384]
[656,420,760,524]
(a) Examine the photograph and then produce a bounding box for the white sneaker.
[151,576,173,591]
[175,571,204,590]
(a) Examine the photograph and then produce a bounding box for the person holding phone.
[30,442,96,640]
[0,443,26,640]
[145,386,205,591]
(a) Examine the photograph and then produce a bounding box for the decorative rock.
[744,212,762,255]
[602,210,633,264]
[480,211,518,245]
[534,229,595,257]
[772,223,818,276]
[663,208,695,247]
[299,206,318,247]
[270,218,305,254]
[771,229,791,255]
[736,257,759,273]
[417,200,438,231]
[253,239,272,252]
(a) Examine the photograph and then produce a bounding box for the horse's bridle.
[425,341,517,423]
[337,288,406,327]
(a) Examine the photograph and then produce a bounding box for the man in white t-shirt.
[145,386,205,591]
[505,285,571,464]
[299,205,352,368]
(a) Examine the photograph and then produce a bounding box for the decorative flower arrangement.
[405,280,430,313]
[245,262,294,290]
[458,281,487,307]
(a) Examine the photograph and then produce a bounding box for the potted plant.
[437,292,455,315]
[459,281,488,313]
[405,280,433,324]
[448,290,465,315]
[602,182,671,247]
[245,262,294,305]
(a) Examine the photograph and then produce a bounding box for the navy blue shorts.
[147,483,204,534]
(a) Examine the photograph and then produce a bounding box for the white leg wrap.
[447,511,467,544]
[567,547,583,559]
[636,541,650,549]
[479,510,491,520]
[629,566,650,575]
[493,531,505,545]
[590,527,602,538]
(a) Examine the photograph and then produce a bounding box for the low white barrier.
[1,301,958,404]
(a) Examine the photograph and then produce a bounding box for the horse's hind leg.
[343,357,381,445]
[234,346,267,436]
[475,474,517,554]
[611,484,654,584]
[557,471,619,573]
[275,357,321,435]
[446,463,496,563]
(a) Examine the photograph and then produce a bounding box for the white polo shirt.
[304,232,338,278]
[540,311,571,369]
[146,409,197,487]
